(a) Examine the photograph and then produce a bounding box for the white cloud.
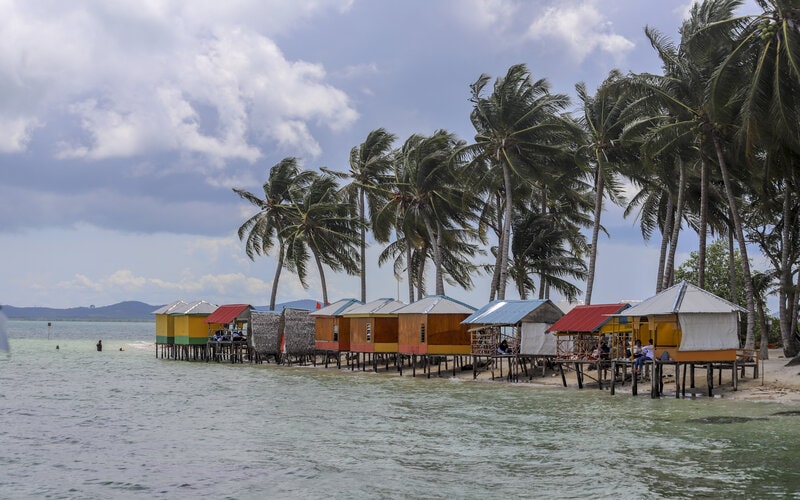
[0,1,358,163]
[453,0,517,31]
[526,1,635,63]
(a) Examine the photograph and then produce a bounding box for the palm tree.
[576,70,641,303]
[630,0,758,348]
[394,130,476,296]
[463,63,580,300]
[282,172,361,305]
[323,128,397,302]
[233,157,314,310]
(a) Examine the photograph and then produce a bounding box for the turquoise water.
[2,320,799,499]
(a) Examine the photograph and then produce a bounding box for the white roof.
[152,299,188,315]
[393,295,476,315]
[170,300,218,315]
[309,298,363,317]
[344,298,405,316]
[621,281,745,316]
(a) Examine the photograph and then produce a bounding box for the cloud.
[526,1,635,62]
[452,0,517,31]
[1,2,358,163]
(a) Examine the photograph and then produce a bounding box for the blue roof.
[253,299,321,313]
[462,300,550,325]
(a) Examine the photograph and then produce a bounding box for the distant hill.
[1,301,163,321]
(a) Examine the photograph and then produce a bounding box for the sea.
[2,319,799,499]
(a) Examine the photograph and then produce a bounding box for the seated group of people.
[211,330,246,342]
[632,338,655,373]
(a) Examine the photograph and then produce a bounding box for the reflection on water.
[1,321,799,499]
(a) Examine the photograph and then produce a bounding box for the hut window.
[366,323,371,342]
[420,324,426,343]
[333,325,339,342]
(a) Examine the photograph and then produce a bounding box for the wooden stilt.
[559,363,567,387]
[707,364,713,397]
[610,361,616,395]
[733,360,738,391]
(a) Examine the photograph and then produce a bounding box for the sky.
[1,0,765,309]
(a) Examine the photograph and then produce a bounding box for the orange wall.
[398,313,470,354]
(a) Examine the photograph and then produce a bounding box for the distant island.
[1,301,162,321]
[1,299,323,321]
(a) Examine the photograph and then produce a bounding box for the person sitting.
[497,339,511,355]
[599,340,610,360]
[634,338,654,374]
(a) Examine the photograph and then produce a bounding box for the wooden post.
[412,354,416,377]
[632,370,638,396]
[690,363,695,388]
[473,355,477,380]
[575,363,583,389]
[610,361,616,395]
[675,363,680,399]
[559,363,567,387]
[707,364,713,397]
[733,360,738,391]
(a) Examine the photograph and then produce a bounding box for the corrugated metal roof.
[620,281,745,316]
[204,304,251,324]
[393,295,476,315]
[462,300,548,325]
[547,303,631,333]
[152,299,188,315]
[344,298,406,316]
[309,298,363,317]
[170,300,217,315]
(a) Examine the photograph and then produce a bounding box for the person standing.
[96,339,103,352]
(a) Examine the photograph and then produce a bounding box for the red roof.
[204,304,251,324]
[547,303,630,333]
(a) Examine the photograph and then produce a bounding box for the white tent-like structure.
[617,281,745,361]
[462,300,564,356]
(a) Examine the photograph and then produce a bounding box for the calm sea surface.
[2,319,799,499]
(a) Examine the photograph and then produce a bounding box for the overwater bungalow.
[309,298,363,367]
[204,304,253,363]
[153,299,188,348]
[605,282,751,398]
[462,299,564,380]
[168,300,218,360]
[547,303,633,361]
[397,295,476,356]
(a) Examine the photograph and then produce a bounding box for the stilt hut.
[153,299,187,345]
[310,298,363,352]
[612,281,745,362]
[251,310,283,362]
[204,304,253,362]
[173,300,218,345]
[462,300,564,356]
[282,307,317,364]
[396,295,476,355]
[547,303,633,361]
[345,298,405,354]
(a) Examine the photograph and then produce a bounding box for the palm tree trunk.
[727,219,737,304]
[780,184,800,357]
[312,247,328,306]
[698,155,709,289]
[585,162,605,305]
[269,242,285,311]
[359,188,367,302]
[497,163,514,300]
[417,245,427,299]
[424,217,445,295]
[713,137,756,349]
[489,194,503,301]
[656,195,674,293]
[664,158,686,290]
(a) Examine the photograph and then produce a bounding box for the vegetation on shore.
[234,0,800,360]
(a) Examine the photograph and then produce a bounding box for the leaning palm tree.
[233,157,314,310]
[576,70,641,303]
[323,128,397,302]
[463,64,580,300]
[282,172,361,305]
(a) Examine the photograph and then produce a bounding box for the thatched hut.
[309,298,363,352]
[396,295,476,355]
[250,311,283,361]
[282,307,317,360]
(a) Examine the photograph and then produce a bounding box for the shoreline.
[291,348,800,405]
